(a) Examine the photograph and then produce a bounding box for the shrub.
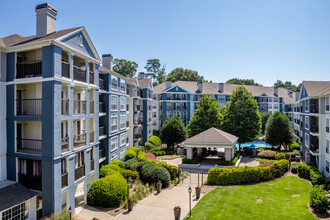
[297,164,310,178]
[141,162,170,187]
[125,149,137,161]
[100,164,121,178]
[218,154,241,166]
[131,147,142,153]
[182,157,198,164]
[120,169,139,181]
[257,150,276,159]
[291,163,300,174]
[310,185,328,213]
[148,135,161,146]
[297,164,325,185]
[207,159,289,185]
[144,152,157,161]
[125,158,139,170]
[144,141,156,150]
[155,161,179,180]
[290,141,300,151]
[260,161,274,167]
[87,173,128,207]
[150,147,163,153]
[153,151,166,156]
[111,160,125,169]
[275,152,285,160]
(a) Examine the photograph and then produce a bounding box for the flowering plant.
[157,180,162,185]
[173,206,181,211]
[195,186,201,190]
[128,198,136,202]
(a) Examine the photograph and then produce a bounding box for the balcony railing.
[310,105,319,113]
[73,65,86,82]
[311,125,319,133]
[16,99,42,116]
[99,126,105,136]
[99,102,105,113]
[75,165,85,181]
[90,101,95,114]
[99,79,106,90]
[310,144,319,153]
[91,159,95,171]
[16,61,42,79]
[89,71,94,84]
[90,131,95,143]
[74,133,86,148]
[61,137,69,152]
[17,138,42,155]
[61,173,68,188]
[19,174,42,191]
[74,100,86,115]
[61,99,69,115]
[99,148,106,159]
[61,61,70,78]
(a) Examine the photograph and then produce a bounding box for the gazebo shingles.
[184,127,238,145]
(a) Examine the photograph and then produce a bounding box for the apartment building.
[99,54,129,164]
[285,81,330,177]
[153,80,294,129]
[1,3,102,216]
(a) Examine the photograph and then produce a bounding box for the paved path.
[239,157,260,167]
[77,173,207,220]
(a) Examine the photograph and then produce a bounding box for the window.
[326,97,330,112]
[219,96,226,102]
[268,97,273,102]
[18,159,41,177]
[305,133,309,146]
[120,81,126,93]
[120,97,126,111]
[120,114,126,129]
[79,35,83,47]
[305,116,309,129]
[111,116,118,132]
[274,104,279,110]
[61,159,67,175]
[153,112,157,118]
[274,98,279,102]
[111,137,118,151]
[326,139,329,154]
[326,160,329,173]
[327,118,330,133]
[1,202,29,220]
[75,151,85,168]
[305,100,308,112]
[120,133,126,146]
[111,77,118,90]
[111,96,118,111]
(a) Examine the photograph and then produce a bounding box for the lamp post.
[127,180,130,199]
[188,186,192,217]
[68,207,72,220]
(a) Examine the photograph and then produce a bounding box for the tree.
[113,59,138,78]
[226,78,262,86]
[167,68,205,82]
[144,59,166,85]
[187,95,223,137]
[261,113,271,134]
[160,116,187,149]
[221,86,261,149]
[265,111,294,150]
[273,80,299,91]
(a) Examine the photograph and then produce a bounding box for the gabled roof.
[0,183,36,212]
[127,77,139,86]
[99,66,127,80]
[301,81,330,98]
[138,78,152,89]
[184,127,238,146]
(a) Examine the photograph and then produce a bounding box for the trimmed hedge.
[111,160,125,169]
[87,173,128,207]
[218,153,241,166]
[257,150,276,159]
[144,141,156,150]
[310,185,328,213]
[182,157,198,164]
[141,162,170,187]
[100,164,139,181]
[148,135,161,146]
[153,151,166,156]
[297,164,325,185]
[207,159,289,185]
[275,152,285,160]
[290,141,300,151]
[124,158,138,170]
[125,149,137,161]
[290,163,300,174]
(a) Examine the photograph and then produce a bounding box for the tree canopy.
[159,116,187,148]
[221,86,261,148]
[187,95,223,137]
[113,59,138,78]
[167,68,205,82]
[265,111,294,150]
[261,113,271,134]
[144,59,166,85]
[226,78,262,86]
[273,80,300,92]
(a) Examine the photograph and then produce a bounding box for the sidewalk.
[77,173,207,220]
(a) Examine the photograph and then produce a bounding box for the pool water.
[235,141,270,149]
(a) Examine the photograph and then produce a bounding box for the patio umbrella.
[247,144,257,149]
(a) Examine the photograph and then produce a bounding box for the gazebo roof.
[184,127,238,146]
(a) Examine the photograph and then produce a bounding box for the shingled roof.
[302,81,330,97]
[184,127,238,146]
[0,183,36,212]
[138,78,151,88]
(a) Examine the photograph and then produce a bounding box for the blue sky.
[1,0,330,86]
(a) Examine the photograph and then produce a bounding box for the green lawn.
[185,176,316,220]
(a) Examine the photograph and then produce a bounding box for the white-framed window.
[120,97,126,111]
[79,35,83,47]
[305,133,309,146]
[111,116,118,132]
[326,160,330,173]
[111,96,118,111]
[153,112,157,118]
[75,151,85,168]
[326,139,330,154]
[274,104,279,110]
[326,97,330,112]
[120,80,126,93]
[61,158,67,175]
[305,100,309,112]
[305,116,309,129]
[1,202,29,220]
[120,133,126,146]
[274,97,279,102]
[111,77,118,90]
[120,114,126,129]
[111,136,118,151]
[268,97,273,102]
[327,118,330,133]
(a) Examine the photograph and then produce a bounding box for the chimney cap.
[36,3,57,13]
[102,54,113,58]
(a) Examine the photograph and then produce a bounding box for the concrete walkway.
[238,157,260,167]
[77,173,207,220]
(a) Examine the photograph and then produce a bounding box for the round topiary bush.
[275,152,285,160]
[290,141,300,151]
[87,173,128,207]
[125,158,139,170]
[144,141,156,150]
[111,160,125,168]
[99,164,121,178]
[141,162,170,187]
[148,135,161,147]
[125,149,137,161]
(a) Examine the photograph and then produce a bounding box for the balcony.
[73,65,86,83]
[91,159,95,171]
[311,125,319,134]
[99,126,105,136]
[99,102,105,113]
[74,133,86,148]
[17,138,42,155]
[75,165,85,181]
[135,133,142,139]
[134,105,141,112]
[99,148,106,162]
[61,173,68,188]
[89,71,94,84]
[19,174,42,191]
[61,99,69,115]
[74,100,86,115]
[61,137,69,153]
[310,105,319,113]
[61,61,70,78]
[90,131,95,143]
[310,144,319,153]
[99,79,106,90]
[16,61,42,79]
[90,101,95,114]
[16,99,42,116]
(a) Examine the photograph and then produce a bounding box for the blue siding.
[60,32,96,59]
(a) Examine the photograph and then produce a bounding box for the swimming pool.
[235,141,270,149]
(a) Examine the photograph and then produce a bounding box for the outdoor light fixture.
[68,207,72,220]
[188,186,192,217]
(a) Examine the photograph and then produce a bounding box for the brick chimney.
[35,3,57,38]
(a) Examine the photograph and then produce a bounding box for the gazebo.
[183,127,238,161]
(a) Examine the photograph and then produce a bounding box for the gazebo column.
[197,148,203,156]
[225,147,234,161]
[186,147,193,159]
